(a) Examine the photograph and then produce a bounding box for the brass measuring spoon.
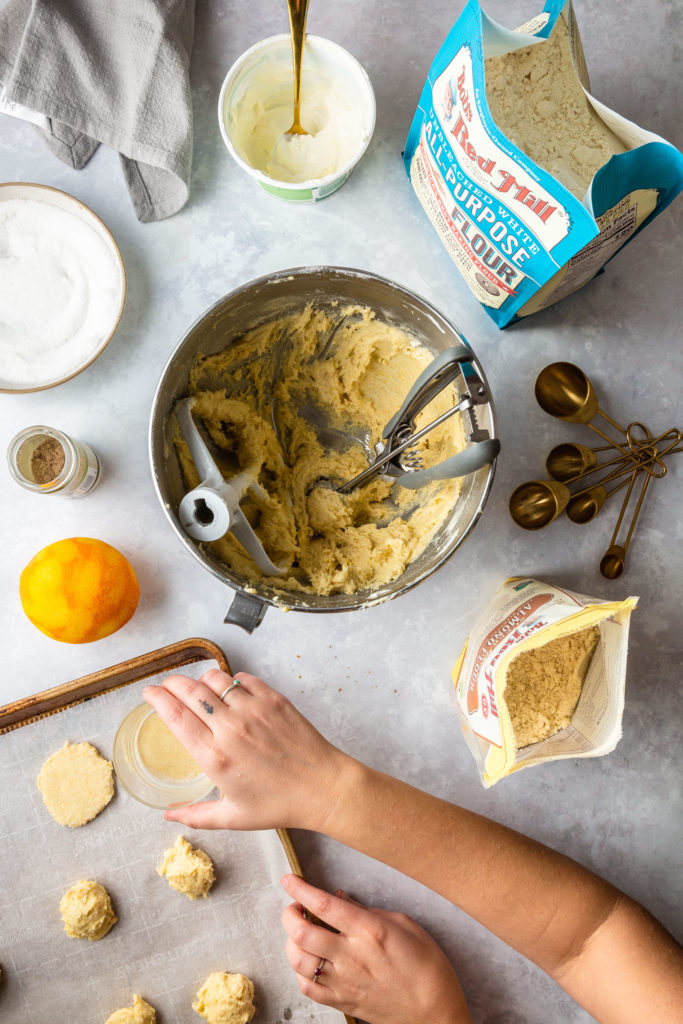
[535,363,633,456]
[512,442,660,531]
[510,462,633,530]
[285,0,311,138]
[599,432,681,578]
[509,479,571,530]
[546,442,613,481]
[546,423,677,484]
[566,476,631,524]
[565,433,672,525]
[546,444,646,484]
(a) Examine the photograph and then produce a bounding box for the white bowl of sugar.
[0,182,126,393]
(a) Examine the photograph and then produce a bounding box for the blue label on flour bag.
[404,0,683,328]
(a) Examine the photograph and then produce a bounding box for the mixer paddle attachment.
[175,398,287,577]
[337,345,500,494]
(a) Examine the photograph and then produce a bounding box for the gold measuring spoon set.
[510,362,681,579]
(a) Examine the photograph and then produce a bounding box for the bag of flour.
[404,0,683,327]
[452,577,637,786]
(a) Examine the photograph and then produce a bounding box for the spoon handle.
[620,469,654,554]
[603,476,631,500]
[287,0,310,134]
[571,458,644,498]
[585,420,633,458]
[606,469,640,550]
[561,449,635,485]
[619,432,681,552]
[596,408,628,436]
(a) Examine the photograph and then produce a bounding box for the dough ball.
[106,995,156,1024]
[59,879,117,940]
[157,835,215,899]
[38,741,114,827]
[192,972,255,1024]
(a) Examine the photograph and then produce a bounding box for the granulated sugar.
[484,19,625,198]
[0,198,123,387]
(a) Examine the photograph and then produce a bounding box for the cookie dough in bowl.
[177,304,466,596]
[150,267,498,625]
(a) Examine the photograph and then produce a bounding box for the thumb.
[165,797,230,830]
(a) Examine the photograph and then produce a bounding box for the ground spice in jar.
[30,437,65,484]
[9,425,100,497]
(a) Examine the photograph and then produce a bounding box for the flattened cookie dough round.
[38,741,114,827]
[59,879,117,940]
[193,972,255,1024]
[106,994,156,1024]
[158,835,215,899]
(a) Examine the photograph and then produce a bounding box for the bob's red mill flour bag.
[452,578,638,786]
[404,0,683,327]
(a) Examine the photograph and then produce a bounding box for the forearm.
[321,758,621,977]
[555,895,683,1024]
[321,758,683,1022]
[147,671,683,1023]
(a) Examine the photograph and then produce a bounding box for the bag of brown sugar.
[452,578,637,786]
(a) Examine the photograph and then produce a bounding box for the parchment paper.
[0,660,341,1024]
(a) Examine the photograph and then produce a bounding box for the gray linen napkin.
[0,0,196,222]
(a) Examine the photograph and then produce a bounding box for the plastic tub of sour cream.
[218,34,376,202]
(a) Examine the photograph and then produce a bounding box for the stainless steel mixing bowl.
[149,267,498,631]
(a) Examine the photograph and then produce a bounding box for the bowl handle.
[224,591,268,633]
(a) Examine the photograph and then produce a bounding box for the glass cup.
[113,704,215,809]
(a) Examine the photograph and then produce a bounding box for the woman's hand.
[142,669,352,832]
[281,874,473,1024]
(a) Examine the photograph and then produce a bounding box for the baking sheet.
[0,660,341,1024]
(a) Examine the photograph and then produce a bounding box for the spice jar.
[7,425,100,498]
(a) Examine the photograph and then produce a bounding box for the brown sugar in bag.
[504,626,599,748]
[452,578,637,786]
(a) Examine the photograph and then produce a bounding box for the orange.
[20,537,140,644]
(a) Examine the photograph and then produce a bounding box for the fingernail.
[281,874,293,888]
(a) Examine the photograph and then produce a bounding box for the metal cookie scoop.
[337,345,501,493]
[175,398,287,577]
